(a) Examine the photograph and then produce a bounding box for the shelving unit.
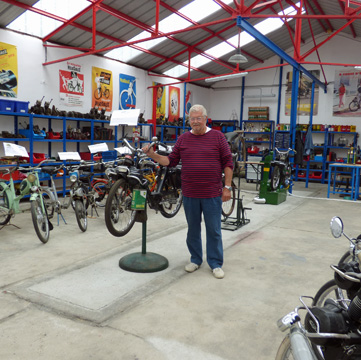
[208,120,238,133]
[241,120,274,183]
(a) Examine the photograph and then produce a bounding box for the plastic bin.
[0,99,15,112]
[15,101,29,113]
[102,150,117,161]
[79,152,102,161]
[19,129,46,139]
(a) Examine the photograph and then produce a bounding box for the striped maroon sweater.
[168,129,233,198]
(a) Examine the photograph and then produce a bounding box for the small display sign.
[131,189,147,210]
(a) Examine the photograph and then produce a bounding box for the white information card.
[58,152,81,161]
[88,143,109,153]
[3,142,29,157]
[110,109,140,126]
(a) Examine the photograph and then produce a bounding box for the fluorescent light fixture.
[243,94,276,98]
[355,66,361,69]
[205,72,248,83]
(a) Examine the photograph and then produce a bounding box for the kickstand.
[88,205,99,219]
[57,212,67,225]
[0,221,21,230]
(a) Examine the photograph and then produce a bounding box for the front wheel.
[349,98,359,112]
[271,166,281,191]
[0,191,11,226]
[41,188,55,219]
[221,181,236,218]
[105,179,136,237]
[31,196,50,243]
[74,199,87,232]
[159,190,183,218]
[275,335,293,360]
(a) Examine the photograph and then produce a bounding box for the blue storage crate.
[15,101,29,113]
[0,99,15,112]
[102,150,118,161]
[19,129,46,139]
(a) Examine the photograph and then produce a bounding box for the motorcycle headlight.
[28,173,36,183]
[69,171,78,182]
[31,185,38,192]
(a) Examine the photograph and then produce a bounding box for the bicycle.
[0,159,52,243]
[119,79,136,110]
[94,85,110,100]
[348,96,361,112]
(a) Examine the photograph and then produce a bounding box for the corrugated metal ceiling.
[1,0,361,87]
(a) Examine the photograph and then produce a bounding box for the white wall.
[0,28,210,121]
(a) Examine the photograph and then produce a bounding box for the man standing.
[142,104,233,279]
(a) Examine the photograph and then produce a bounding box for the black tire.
[306,279,350,360]
[0,191,11,226]
[42,188,55,219]
[338,250,354,265]
[30,196,50,244]
[222,181,236,218]
[349,99,359,112]
[92,180,108,208]
[160,190,183,218]
[74,199,87,232]
[105,179,136,237]
[271,166,281,191]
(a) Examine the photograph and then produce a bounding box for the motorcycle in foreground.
[104,137,182,237]
[276,216,361,360]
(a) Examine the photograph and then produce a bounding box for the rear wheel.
[74,199,87,232]
[271,165,281,191]
[31,196,49,243]
[349,98,359,112]
[105,179,136,237]
[160,190,183,218]
[0,191,11,226]
[221,179,236,218]
[92,180,108,207]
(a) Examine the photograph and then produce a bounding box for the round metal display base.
[119,252,169,273]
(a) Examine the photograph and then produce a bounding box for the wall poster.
[285,70,320,116]
[168,86,180,123]
[92,66,113,111]
[185,90,192,118]
[59,62,84,106]
[119,74,136,110]
[333,68,361,117]
[153,82,166,122]
[0,42,18,98]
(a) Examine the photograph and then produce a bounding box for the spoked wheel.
[0,191,11,226]
[92,180,108,208]
[105,179,136,237]
[221,179,236,218]
[271,166,281,191]
[74,199,87,232]
[160,190,183,218]
[30,195,50,244]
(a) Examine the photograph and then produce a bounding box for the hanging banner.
[119,74,136,110]
[0,42,18,98]
[333,68,361,117]
[92,67,113,111]
[168,86,180,123]
[59,66,84,106]
[285,70,319,116]
[185,90,192,117]
[153,82,166,122]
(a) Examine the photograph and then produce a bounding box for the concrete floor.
[0,179,359,360]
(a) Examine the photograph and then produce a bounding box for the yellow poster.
[0,42,18,98]
[92,66,112,111]
[153,82,166,121]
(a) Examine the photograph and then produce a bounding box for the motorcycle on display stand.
[275,216,361,360]
[104,137,183,237]
[270,148,296,191]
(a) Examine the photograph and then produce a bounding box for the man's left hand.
[222,187,232,202]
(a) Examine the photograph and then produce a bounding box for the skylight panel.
[106,0,233,63]
[7,0,89,38]
[164,2,303,79]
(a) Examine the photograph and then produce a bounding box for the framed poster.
[168,86,180,123]
[119,74,136,110]
[0,42,18,98]
[92,67,113,111]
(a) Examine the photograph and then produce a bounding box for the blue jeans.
[183,196,223,269]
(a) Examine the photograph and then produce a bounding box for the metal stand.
[0,221,21,231]
[221,176,251,231]
[119,206,169,273]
